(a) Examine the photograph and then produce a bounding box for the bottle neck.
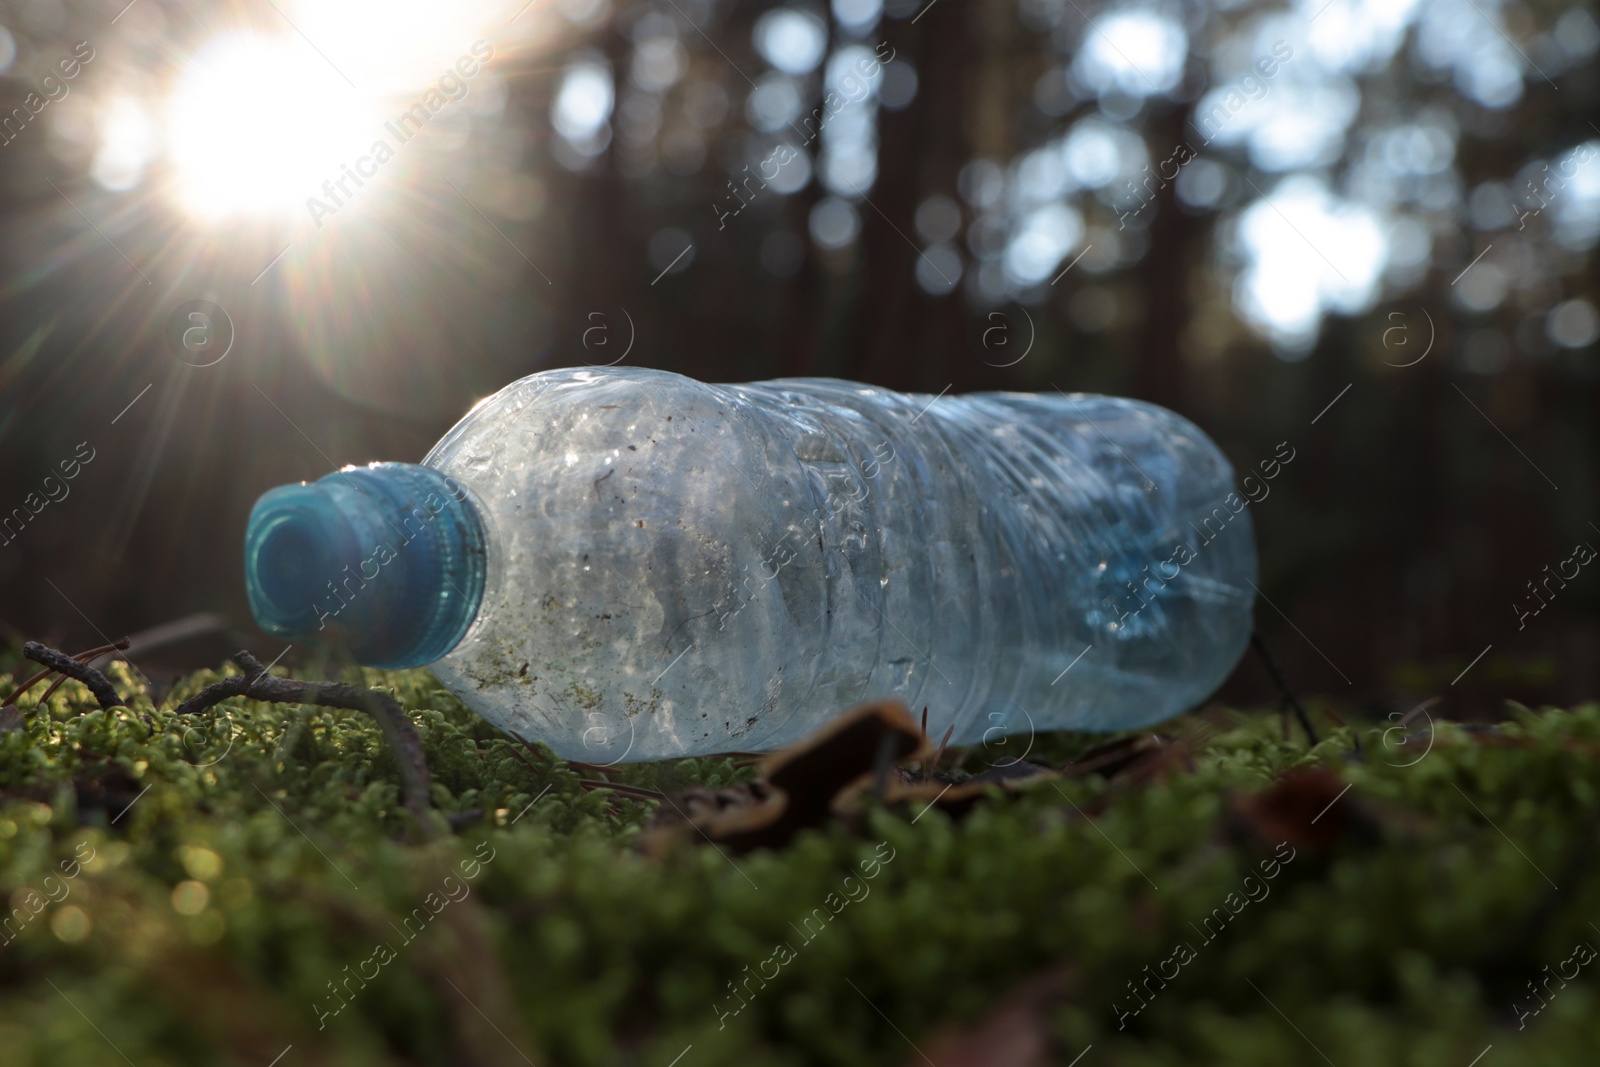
[244,463,487,668]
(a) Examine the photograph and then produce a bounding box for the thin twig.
[568,760,615,778]
[3,666,56,705]
[1322,705,1363,757]
[4,639,133,723]
[575,778,666,800]
[929,723,955,778]
[23,642,122,709]
[1064,739,1154,778]
[174,651,435,829]
[512,734,552,766]
[72,639,133,663]
[34,673,72,707]
[1251,631,1318,746]
[920,706,930,782]
[500,741,544,776]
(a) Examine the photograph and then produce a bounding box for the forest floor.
[1,650,1598,1066]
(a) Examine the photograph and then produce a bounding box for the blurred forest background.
[0,0,1595,719]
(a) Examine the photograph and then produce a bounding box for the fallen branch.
[175,651,435,829]
[22,641,126,710]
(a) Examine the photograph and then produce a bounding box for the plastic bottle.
[244,368,1256,762]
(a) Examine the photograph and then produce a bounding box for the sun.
[164,32,381,220]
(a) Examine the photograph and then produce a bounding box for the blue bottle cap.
[243,463,486,669]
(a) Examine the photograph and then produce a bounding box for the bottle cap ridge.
[243,462,486,669]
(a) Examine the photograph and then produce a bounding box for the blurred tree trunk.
[1132,105,1193,414]
[849,0,983,391]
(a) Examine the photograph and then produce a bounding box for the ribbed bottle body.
[423,368,1254,762]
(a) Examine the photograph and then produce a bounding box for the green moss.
[2,655,1599,1065]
